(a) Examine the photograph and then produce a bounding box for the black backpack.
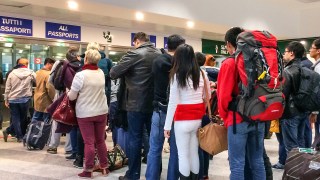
[287,65,320,112]
[51,60,65,91]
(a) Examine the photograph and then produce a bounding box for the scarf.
[82,64,98,70]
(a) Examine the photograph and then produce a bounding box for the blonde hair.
[87,42,100,51]
[85,49,101,65]
[19,58,29,66]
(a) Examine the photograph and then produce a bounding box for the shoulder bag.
[198,70,228,156]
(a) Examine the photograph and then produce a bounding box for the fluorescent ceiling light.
[300,40,306,45]
[135,12,144,21]
[109,51,116,55]
[18,50,23,53]
[68,1,78,10]
[4,43,12,47]
[187,21,194,28]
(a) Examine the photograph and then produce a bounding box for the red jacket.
[217,56,243,127]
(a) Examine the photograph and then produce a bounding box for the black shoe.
[142,156,147,164]
[17,138,23,143]
[65,150,72,154]
[66,153,76,160]
[3,130,8,142]
[179,172,190,180]
[73,155,83,169]
[190,172,199,180]
[119,175,130,180]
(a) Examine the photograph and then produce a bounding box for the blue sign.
[46,22,81,41]
[0,16,32,36]
[164,37,168,49]
[131,33,156,47]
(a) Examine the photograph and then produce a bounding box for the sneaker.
[2,130,8,142]
[73,156,83,169]
[272,162,285,169]
[66,153,76,160]
[47,148,57,154]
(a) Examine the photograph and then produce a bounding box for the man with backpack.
[309,38,320,140]
[145,34,184,180]
[281,41,309,154]
[218,27,285,180]
[47,46,82,155]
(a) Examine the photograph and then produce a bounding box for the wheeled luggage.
[23,120,52,150]
[282,136,320,180]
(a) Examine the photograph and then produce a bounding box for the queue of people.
[2,29,320,180]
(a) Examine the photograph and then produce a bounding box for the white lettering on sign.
[47,31,79,39]
[0,26,31,34]
[58,26,68,31]
[2,18,22,26]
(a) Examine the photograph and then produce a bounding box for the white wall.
[0,12,202,50]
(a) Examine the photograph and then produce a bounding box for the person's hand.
[310,114,317,124]
[4,101,9,108]
[164,130,170,138]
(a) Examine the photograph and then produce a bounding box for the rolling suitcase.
[282,136,320,180]
[23,120,52,150]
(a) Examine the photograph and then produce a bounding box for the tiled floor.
[0,127,284,180]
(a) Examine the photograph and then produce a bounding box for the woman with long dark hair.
[164,44,210,179]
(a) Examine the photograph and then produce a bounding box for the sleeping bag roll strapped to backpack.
[232,30,285,122]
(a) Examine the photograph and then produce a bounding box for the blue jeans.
[32,111,51,123]
[145,110,179,180]
[228,122,266,180]
[304,113,312,148]
[315,115,320,139]
[6,102,29,139]
[281,114,306,154]
[70,126,78,154]
[109,101,118,146]
[125,111,152,180]
[275,132,287,165]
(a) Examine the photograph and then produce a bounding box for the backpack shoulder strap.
[311,60,320,71]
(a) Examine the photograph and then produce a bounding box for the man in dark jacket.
[281,41,308,155]
[145,34,184,180]
[300,55,313,148]
[110,32,161,180]
[98,51,113,105]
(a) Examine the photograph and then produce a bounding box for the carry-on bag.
[23,120,52,150]
[282,136,320,180]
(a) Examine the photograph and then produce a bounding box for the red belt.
[174,103,205,121]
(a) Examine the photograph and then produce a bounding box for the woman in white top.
[164,44,210,179]
[68,47,109,178]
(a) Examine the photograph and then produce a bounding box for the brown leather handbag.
[198,70,228,155]
[52,94,77,126]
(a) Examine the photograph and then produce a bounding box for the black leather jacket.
[110,42,161,113]
[282,58,304,119]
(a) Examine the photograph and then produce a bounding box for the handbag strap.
[200,70,212,120]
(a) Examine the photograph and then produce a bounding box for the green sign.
[202,39,229,55]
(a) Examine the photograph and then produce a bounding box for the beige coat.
[33,68,55,112]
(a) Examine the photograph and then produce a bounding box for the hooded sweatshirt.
[5,68,36,101]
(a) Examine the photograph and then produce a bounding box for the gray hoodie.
[5,68,36,101]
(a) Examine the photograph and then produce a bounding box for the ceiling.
[0,0,320,41]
